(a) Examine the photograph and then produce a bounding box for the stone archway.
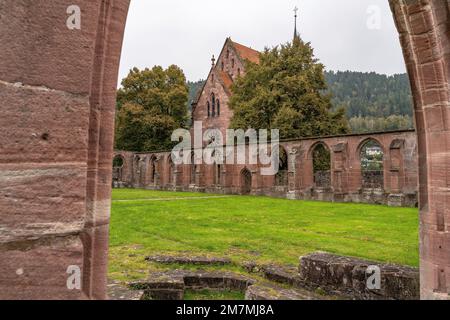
[240,168,252,195]
[0,0,448,300]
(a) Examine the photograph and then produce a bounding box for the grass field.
[109,189,419,282]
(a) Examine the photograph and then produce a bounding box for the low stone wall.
[299,252,419,300]
[130,270,255,300]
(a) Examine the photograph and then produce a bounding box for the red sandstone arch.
[310,142,332,189]
[358,138,386,190]
[240,168,253,195]
[0,0,448,300]
[356,137,385,156]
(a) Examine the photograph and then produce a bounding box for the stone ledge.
[299,252,419,300]
[261,264,301,287]
[245,283,320,300]
[107,280,144,300]
[146,255,232,266]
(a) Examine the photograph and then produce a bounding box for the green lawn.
[109,189,419,281]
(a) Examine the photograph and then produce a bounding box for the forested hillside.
[325,71,413,118]
[324,71,414,133]
[187,71,415,133]
[187,80,205,111]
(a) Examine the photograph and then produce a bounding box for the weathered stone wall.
[115,130,419,207]
[299,252,420,300]
[389,0,450,300]
[0,0,130,299]
[0,0,449,300]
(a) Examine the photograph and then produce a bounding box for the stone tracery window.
[216,99,220,116]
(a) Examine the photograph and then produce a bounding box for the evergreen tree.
[115,66,189,152]
[229,36,349,138]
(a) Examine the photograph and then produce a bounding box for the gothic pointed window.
[232,59,235,69]
[221,62,224,71]
[207,101,210,118]
[217,99,220,116]
[211,93,216,117]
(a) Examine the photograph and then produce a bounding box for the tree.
[229,36,349,139]
[115,66,189,152]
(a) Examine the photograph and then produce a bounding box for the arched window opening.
[151,158,156,183]
[360,140,384,189]
[211,93,216,117]
[226,49,230,59]
[221,62,224,71]
[113,155,124,168]
[216,99,220,116]
[312,143,331,188]
[240,168,252,195]
[207,101,210,118]
[231,58,235,68]
[133,156,140,185]
[214,164,222,185]
[190,152,196,185]
[275,147,288,187]
[112,155,124,184]
[168,156,175,186]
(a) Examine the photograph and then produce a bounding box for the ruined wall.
[114,130,419,207]
[0,0,130,299]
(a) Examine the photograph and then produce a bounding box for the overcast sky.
[119,0,406,83]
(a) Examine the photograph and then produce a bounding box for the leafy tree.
[229,36,349,139]
[115,66,189,152]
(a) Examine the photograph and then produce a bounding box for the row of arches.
[272,139,386,190]
[113,135,413,203]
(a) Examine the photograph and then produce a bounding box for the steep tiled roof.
[231,40,260,64]
[192,39,260,108]
[218,70,233,94]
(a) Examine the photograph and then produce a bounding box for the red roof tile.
[219,70,233,93]
[231,40,260,64]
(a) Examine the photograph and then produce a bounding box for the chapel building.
[191,38,260,138]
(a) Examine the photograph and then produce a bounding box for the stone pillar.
[287,147,301,199]
[0,0,130,299]
[332,143,349,201]
[390,0,450,299]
